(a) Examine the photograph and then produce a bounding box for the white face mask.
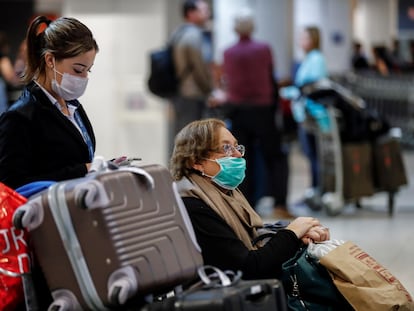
[51,59,89,101]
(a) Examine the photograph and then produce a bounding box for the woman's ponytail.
[23,16,51,83]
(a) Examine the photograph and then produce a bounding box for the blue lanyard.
[73,110,94,161]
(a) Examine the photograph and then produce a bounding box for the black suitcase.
[143,278,287,311]
[176,279,287,311]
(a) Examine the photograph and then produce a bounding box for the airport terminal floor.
[258,143,414,295]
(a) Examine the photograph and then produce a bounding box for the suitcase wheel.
[73,179,111,210]
[107,266,138,306]
[108,281,136,306]
[13,209,25,229]
[12,198,44,231]
[109,285,122,306]
[76,188,88,209]
[48,289,82,311]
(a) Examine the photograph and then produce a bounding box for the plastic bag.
[0,182,29,311]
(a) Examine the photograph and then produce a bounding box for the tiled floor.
[259,143,414,296]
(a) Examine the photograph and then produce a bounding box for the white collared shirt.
[34,81,84,137]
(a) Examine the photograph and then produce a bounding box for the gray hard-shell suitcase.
[13,164,203,310]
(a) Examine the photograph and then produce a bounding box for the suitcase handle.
[119,166,155,189]
[197,265,242,288]
[88,156,153,190]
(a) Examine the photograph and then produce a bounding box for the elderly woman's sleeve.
[182,197,301,280]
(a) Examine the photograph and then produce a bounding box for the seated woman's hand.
[301,225,330,245]
[286,217,322,239]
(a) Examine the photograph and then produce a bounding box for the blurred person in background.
[280,26,328,210]
[372,45,394,76]
[0,31,21,114]
[351,41,370,71]
[170,0,214,146]
[14,39,27,78]
[220,9,292,219]
[7,38,28,104]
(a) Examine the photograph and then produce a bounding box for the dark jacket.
[0,81,95,189]
[182,197,301,280]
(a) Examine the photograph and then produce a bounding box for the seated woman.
[170,118,330,279]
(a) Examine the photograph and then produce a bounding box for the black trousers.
[228,104,289,208]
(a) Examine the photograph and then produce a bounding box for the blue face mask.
[204,157,246,190]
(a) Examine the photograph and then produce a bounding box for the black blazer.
[0,81,96,189]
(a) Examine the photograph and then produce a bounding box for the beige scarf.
[177,174,263,250]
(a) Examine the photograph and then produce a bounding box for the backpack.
[147,26,189,99]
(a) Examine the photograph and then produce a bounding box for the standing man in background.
[221,9,292,219]
[171,0,213,148]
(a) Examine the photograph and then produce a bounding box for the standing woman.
[281,26,328,206]
[0,16,98,189]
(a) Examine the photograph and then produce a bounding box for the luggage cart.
[299,79,407,216]
[334,72,414,148]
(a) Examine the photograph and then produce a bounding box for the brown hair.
[170,118,225,180]
[23,15,99,84]
[305,26,321,51]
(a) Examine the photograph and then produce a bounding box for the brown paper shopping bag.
[320,241,414,311]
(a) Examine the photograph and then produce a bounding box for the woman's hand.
[301,225,330,245]
[286,217,330,244]
[286,217,321,239]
